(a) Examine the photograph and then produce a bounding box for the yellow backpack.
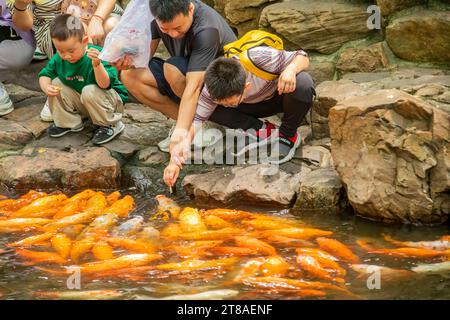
[224,30,284,81]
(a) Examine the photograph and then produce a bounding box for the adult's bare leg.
[121,67,179,120]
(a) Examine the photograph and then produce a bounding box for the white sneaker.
[33,48,48,61]
[0,82,13,116]
[40,99,53,122]
[157,124,175,153]
[192,121,223,149]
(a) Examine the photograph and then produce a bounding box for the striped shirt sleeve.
[193,86,218,125]
[248,46,308,75]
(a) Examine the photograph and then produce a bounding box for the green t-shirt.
[38,44,128,104]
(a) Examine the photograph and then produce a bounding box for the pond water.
[0,189,449,300]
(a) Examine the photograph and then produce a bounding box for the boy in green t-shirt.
[38,14,128,145]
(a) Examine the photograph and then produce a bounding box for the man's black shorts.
[148,56,189,104]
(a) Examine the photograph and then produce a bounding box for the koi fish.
[8,232,55,247]
[0,190,47,213]
[12,194,67,217]
[296,248,346,277]
[411,261,450,278]
[260,256,291,277]
[356,240,449,259]
[63,190,96,204]
[50,233,72,259]
[70,237,97,263]
[351,264,415,281]
[260,228,333,240]
[111,216,144,237]
[201,209,251,221]
[106,191,121,206]
[34,290,122,300]
[208,246,255,257]
[296,254,345,284]
[107,237,156,254]
[154,195,181,219]
[78,213,118,239]
[15,249,67,265]
[0,218,52,229]
[178,228,245,241]
[102,195,135,218]
[178,207,207,233]
[382,234,450,251]
[316,237,360,264]
[263,235,314,248]
[53,199,86,220]
[155,257,238,271]
[136,289,240,300]
[92,242,114,261]
[75,253,162,274]
[234,236,277,256]
[204,215,234,230]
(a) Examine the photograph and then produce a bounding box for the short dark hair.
[205,57,247,101]
[50,14,85,42]
[149,0,191,22]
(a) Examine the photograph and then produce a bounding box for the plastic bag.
[99,0,154,68]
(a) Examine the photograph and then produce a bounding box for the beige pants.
[49,78,124,128]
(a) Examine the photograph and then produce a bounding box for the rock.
[308,61,336,85]
[103,139,141,158]
[336,43,390,76]
[385,11,450,63]
[376,0,425,16]
[138,146,169,165]
[2,103,50,139]
[121,166,165,194]
[0,119,34,147]
[259,0,372,54]
[294,168,346,213]
[183,164,311,206]
[119,103,174,147]
[0,61,46,92]
[311,80,368,139]
[329,89,450,224]
[293,145,334,169]
[0,147,120,190]
[3,83,44,104]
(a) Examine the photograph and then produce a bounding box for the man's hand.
[169,128,191,168]
[110,54,135,71]
[278,66,297,95]
[44,84,61,97]
[87,16,105,46]
[87,47,102,67]
[164,163,181,189]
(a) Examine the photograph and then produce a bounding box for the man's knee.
[163,63,186,98]
[294,72,316,103]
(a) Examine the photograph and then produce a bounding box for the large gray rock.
[0,147,120,190]
[259,0,372,53]
[329,89,450,224]
[386,11,450,63]
[183,164,311,206]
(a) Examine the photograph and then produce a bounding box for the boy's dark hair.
[50,14,85,42]
[149,0,191,22]
[205,57,247,101]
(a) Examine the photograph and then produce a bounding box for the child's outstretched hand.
[44,84,61,97]
[87,47,101,67]
[164,163,181,190]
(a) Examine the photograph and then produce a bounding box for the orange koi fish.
[296,254,345,284]
[50,233,72,259]
[316,237,360,264]
[154,195,181,219]
[204,215,234,230]
[53,199,86,220]
[102,195,135,218]
[106,191,121,206]
[201,209,252,221]
[260,228,333,240]
[107,237,156,254]
[155,257,238,271]
[357,240,448,259]
[178,207,207,233]
[92,242,114,261]
[15,249,67,265]
[8,232,55,247]
[12,194,67,217]
[383,234,450,251]
[234,236,277,256]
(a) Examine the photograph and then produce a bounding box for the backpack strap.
[238,50,279,82]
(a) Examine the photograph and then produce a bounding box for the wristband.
[14,3,29,11]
